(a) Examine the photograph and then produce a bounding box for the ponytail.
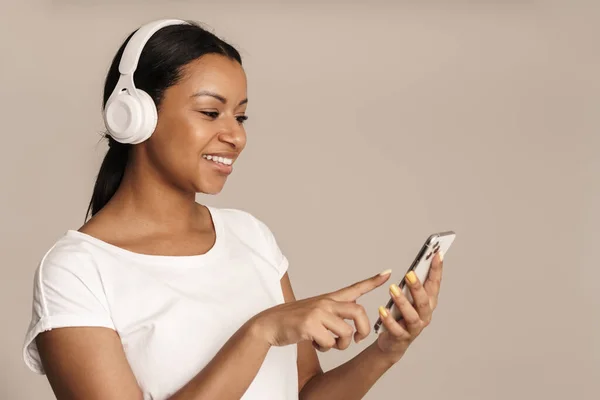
[86,136,130,219]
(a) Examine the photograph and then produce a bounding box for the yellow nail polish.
[390,284,401,296]
[379,269,392,276]
[378,306,388,318]
[406,271,417,284]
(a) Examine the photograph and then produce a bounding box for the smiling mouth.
[202,154,233,166]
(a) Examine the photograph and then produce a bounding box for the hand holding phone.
[374,231,455,334]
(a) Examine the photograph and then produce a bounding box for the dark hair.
[86,21,242,219]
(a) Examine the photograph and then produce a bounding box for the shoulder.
[31,231,111,306]
[210,206,289,277]
[37,232,100,278]
[24,233,115,374]
[212,206,278,242]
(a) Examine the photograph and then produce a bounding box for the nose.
[217,119,246,150]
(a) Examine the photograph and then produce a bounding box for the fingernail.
[354,332,363,343]
[439,251,444,262]
[406,271,417,284]
[378,306,388,318]
[379,269,392,276]
[390,284,401,297]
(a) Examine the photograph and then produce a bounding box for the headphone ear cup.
[103,89,157,144]
[104,91,143,144]
[134,89,158,144]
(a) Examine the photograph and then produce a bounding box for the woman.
[22,19,445,400]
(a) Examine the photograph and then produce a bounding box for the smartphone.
[373,231,456,334]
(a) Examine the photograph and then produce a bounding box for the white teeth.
[203,154,233,166]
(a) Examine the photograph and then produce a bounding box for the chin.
[194,180,226,195]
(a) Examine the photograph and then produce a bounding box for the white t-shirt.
[22,206,299,400]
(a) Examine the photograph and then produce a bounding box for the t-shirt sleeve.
[22,246,115,375]
[249,214,290,279]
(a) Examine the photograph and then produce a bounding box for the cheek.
[146,127,188,172]
[188,120,217,149]
[159,120,217,171]
[157,114,212,151]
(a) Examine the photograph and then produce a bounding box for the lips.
[202,154,234,175]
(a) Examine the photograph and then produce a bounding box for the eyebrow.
[191,90,248,106]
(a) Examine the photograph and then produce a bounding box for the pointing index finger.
[329,269,392,302]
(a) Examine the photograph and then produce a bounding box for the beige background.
[1,0,598,399]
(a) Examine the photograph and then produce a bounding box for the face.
[140,54,248,195]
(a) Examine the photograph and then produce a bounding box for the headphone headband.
[118,19,190,75]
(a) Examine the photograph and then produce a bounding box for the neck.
[108,157,203,234]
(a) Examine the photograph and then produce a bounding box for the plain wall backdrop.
[1,0,598,399]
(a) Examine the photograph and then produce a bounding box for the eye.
[236,115,249,124]
[200,111,219,119]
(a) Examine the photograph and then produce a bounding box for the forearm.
[168,319,270,400]
[299,341,400,400]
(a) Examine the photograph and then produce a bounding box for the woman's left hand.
[375,252,444,363]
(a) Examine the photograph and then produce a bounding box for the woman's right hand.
[251,270,392,352]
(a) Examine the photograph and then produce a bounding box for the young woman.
[22,19,445,400]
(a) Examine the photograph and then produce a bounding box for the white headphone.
[103,19,191,144]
